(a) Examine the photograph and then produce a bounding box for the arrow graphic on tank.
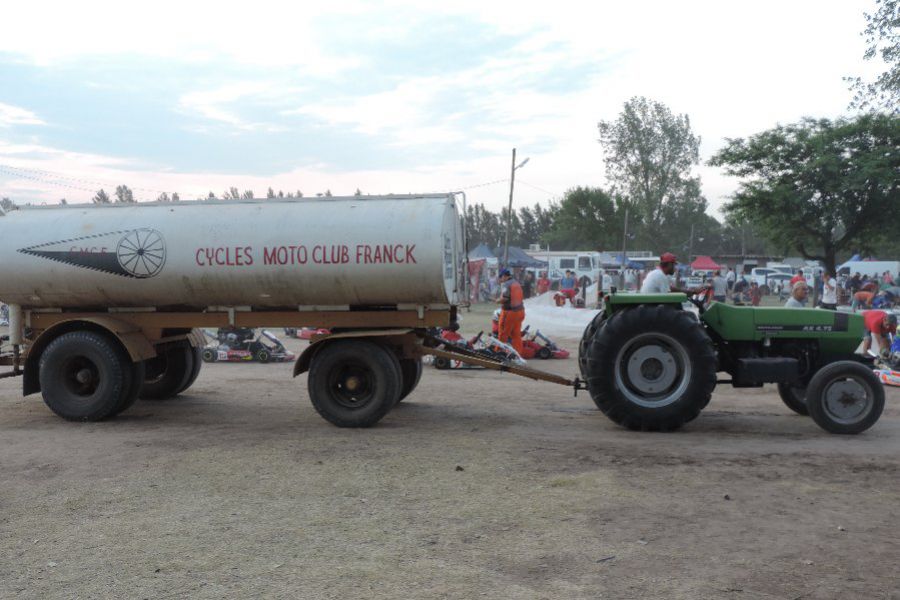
[18,228,167,279]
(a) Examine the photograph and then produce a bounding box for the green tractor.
[579,293,885,434]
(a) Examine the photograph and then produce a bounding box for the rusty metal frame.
[417,342,576,387]
[28,309,450,331]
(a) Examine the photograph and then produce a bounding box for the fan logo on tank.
[18,228,167,279]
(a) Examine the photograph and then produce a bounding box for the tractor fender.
[292,329,418,377]
[23,317,157,396]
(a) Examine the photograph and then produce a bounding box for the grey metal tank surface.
[0,194,463,310]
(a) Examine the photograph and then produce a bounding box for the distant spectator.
[749,281,762,306]
[785,281,809,308]
[522,271,534,299]
[849,273,862,293]
[726,268,736,297]
[852,290,875,311]
[790,269,805,287]
[884,271,894,285]
[819,270,837,310]
[711,270,727,302]
[558,270,578,304]
[536,271,550,295]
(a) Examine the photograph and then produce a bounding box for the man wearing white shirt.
[819,270,837,310]
[640,252,708,295]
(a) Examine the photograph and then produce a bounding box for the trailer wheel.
[139,345,193,400]
[397,358,423,403]
[112,361,147,416]
[585,304,717,431]
[176,347,203,394]
[307,340,402,427]
[805,361,884,434]
[201,348,217,363]
[38,331,134,421]
[777,383,809,415]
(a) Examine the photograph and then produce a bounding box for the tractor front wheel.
[585,304,717,431]
[806,361,884,434]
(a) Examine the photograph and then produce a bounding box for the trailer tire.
[777,383,809,415]
[177,347,203,394]
[112,361,147,416]
[307,340,402,427]
[585,304,717,431]
[806,361,884,434]
[139,345,193,400]
[397,358,423,403]
[39,331,134,421]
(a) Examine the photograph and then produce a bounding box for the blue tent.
[468,243,497,261]
[616,254,644,269]
[492,246,547,269]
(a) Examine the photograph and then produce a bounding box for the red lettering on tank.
[364,245,372,264]
[381,244,393,264]
[393,244,404,263]
[341,245,349,264]
[405,245,417,263]
[373,245,382,263]
[214,248,225,265]
[195,249,205,266]
[297,245,308,264]
[244,246,253,266]
[263,246,278,265]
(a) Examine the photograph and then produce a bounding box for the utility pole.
[504,148,517,268]
[503,148,529,268]
[688,223,695,264]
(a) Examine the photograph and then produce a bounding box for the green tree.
[93,189,111,204]
[848,0,899,113]
[207,191,217,200]
[115,185,134,203]
[241,190,254,199]
[545,187,620,251]
[224,187,240,200]
[1,197,16,211]
[710,114,900,273]
[266,187,276,199]
[157,192,171,202]
[171,192,180,202]
[598,97,705,236]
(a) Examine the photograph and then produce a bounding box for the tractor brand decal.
[18,228,166,279]
[756,324,835,332]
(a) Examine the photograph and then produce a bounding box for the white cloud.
[0,0,884,218]
[0,103,45,127]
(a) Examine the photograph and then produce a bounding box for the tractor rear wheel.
[806,361,884,434]
[585,304,717,431]
[579,312,607,380]
[777,383,809,415]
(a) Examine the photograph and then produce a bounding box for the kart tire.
[201,348,217,363]
[176,347,203,394]
[139,345,193,400]
[397,357,423,403]
[537,347,552,360]
[777,383,808,416]
[307,340,402,427]
[39,331,135,421]
[256,349,271,363]
[585,304,717,431]
[806,361,884,434]
[433,356,451,370]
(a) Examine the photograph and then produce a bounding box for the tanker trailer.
[0,194,473,425]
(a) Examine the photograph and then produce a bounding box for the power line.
[0,163,176,195]
[517,179,560,199]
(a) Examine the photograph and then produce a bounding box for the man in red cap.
[862,310,897,357]
[640,252,708,295]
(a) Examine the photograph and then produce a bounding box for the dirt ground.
[1,318,899,599]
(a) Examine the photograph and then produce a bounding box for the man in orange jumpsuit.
[496,268,526,356]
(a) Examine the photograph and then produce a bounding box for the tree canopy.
[710,114,900,273]
[848,0,899,113]
[598,96,705,244]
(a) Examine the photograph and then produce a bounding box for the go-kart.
[520,326,570,360]
[428,328,525,369]
[283,327,331,340]
[201,328,296,363]
[873,334,900,387]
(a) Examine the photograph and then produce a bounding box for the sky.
[0,0,885,216]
